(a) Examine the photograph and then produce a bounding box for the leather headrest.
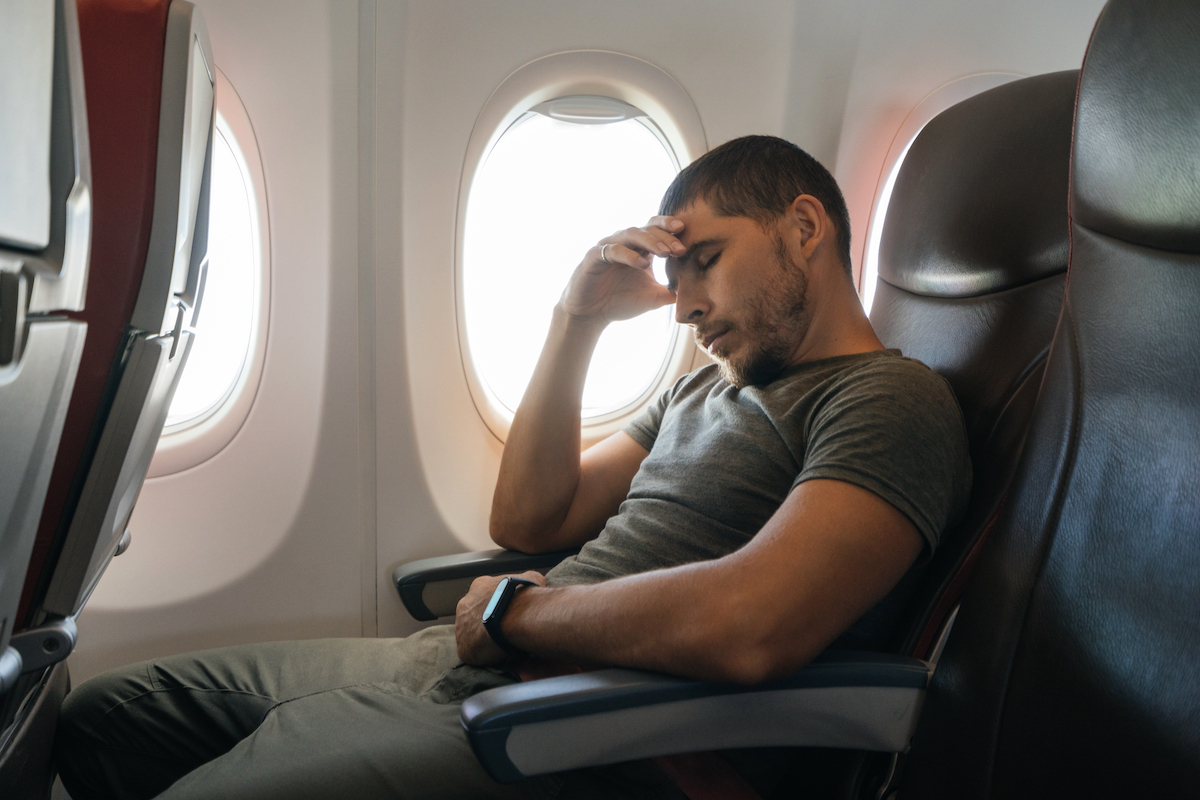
[878,71,1076,298]
[1072,0,1200,253]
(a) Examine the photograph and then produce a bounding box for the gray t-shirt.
[545,349,971,646]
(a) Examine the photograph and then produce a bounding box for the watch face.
[483,578,509,622]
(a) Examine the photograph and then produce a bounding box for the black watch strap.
[482,577,538,655]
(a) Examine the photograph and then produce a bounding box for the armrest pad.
[392,548,579,620]
[461,651,931,782]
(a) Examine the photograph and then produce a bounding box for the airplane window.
[165,124,254,426]
[462,98,680,421]
[149,68,269,477]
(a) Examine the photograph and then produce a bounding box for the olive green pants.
[55,626,684,800]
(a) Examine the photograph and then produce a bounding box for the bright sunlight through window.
[463,106,679,418]
[165,125,255,426]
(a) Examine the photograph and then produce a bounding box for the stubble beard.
[713,235,811,389]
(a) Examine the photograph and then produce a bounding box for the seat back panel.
[988,231,1200,797]
[18,0,171,629]
[903,309,1084,798]
[44,330,194,617]
[0,0,91,690]
[0,321,85,686]
[20,0,213,629]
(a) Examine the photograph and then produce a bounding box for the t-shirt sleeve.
[622,380,675,451]
[793,358,971,558]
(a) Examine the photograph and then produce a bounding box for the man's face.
[664,201,812,388]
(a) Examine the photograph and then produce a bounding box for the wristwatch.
[482,577,538,655]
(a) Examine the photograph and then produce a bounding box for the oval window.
[462,96,680,422]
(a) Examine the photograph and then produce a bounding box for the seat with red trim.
[0,1,214,795]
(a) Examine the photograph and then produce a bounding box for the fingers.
[598,219,686,264]
[593,242,652,271]
[645,215,685,234]
[563,217,684,322]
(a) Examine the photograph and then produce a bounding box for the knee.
[55,665,154,799]
[59,664,150,737]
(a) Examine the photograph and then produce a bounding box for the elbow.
[719,645,798,686]
[489,487,537,551]
[705,605,819,685]
[488,513,557,553]
[488,515,526,551]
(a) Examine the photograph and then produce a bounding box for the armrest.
[461,650,931,783]
[392,548,579,621]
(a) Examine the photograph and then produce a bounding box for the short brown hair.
[659,135,852,277]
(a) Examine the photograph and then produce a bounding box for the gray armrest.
[461,650,931,783]
[392,548,579,621]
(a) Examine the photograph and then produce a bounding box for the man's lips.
[698,328,732,354]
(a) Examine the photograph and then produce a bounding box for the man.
[56,136,969,800]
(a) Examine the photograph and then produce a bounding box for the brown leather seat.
[904,0,1200,795]
[867,70,1075,661]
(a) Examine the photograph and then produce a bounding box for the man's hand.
[455,570,547,665]
[560,216,685,324]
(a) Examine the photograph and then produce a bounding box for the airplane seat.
[867,69,1076,661]
[0,0,91,794]
[0,0,214,796]
[391,70,1084,798]
[823,69,1078,798]
[900,0,1200,795]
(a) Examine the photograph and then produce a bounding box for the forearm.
[494,480,925,684]
[501,561,804,684]
[491,305,606,552]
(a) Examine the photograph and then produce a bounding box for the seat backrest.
[904,0,1200,795]
[866,71,1075,658]
[1,1,213,794]
[0,0,91,697]
[17,0,214,634]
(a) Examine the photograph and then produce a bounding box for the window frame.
[148,67,270,477]
[454,50,707,445]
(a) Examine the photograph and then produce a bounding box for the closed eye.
[699,251,721,272]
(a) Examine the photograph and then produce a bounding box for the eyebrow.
[672,237,723,265]
[665,237,723,292]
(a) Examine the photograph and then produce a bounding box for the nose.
[673,277,709,326]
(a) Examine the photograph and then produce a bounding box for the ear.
[783,194,829,260]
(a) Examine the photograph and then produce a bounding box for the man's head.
[659,135,852,279]
[659,136,863,387]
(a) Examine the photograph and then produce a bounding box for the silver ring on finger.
[600,244,610,263]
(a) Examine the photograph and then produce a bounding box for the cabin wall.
[74,0,369,679]
[72,0,1104,682]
